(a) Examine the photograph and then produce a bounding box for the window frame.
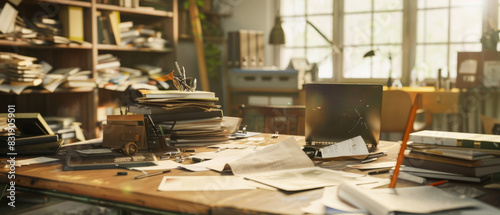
[279,0,495,85]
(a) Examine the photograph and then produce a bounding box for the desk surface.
[1,134,499,214]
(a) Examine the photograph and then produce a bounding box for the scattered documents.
[224,137,377,191]
[158,176,257,191]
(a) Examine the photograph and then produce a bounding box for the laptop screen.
[305,83,382,147]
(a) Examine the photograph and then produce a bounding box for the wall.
[176,0,275,113]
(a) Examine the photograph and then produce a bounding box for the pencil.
[134,170,171,180]
[389,93,422,188]
[427,180,448,186]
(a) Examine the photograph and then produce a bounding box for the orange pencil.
[427,180,448,186]
[389,93,422,188]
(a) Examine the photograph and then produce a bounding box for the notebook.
[304,83,382,147]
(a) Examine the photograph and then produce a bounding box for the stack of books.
[0,52,44,86]
[129,89,239,144]
[0,2,86,45]
[404,130,500,182]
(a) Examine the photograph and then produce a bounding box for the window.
[280,0,487,84]
[415,0,482,80]
[343,0,403,81]
[280,0,334,79]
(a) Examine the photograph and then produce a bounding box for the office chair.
[481,115,500,134]
[381,90,431,140]
[239,104,306,135]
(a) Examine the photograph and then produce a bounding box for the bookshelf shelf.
[0,40,92,50]
[96,44,173,52]
[96,4,173,17]
[34,0,92,8]
[0,87,95,95]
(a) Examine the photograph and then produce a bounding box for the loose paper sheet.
[158,176,257,191]
[483,61,500,87]
[242,167,364,191]
[459,59,478,74]
[318,136,369,158]
[228,137,314,176]
[347,161,396,170]
[338,183,479,215]
[9,157,59,167]
[131,160,180,171]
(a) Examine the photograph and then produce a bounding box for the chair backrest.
[239,104,306,135]
[481,115,500,134]
[381,90,432,133]
[381,90,412,132]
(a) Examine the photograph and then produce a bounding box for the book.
[64,152,157,171]
[0,139,63,156]
[399,166,491,183]
[149,109,223,122]
[44,67,81,92]
[0,134,58,146]
[106,11,121,45]
[409,144,496,160]
[403,156,500,177]
[61,80,96,88]
[338,182,482,215]
[9,79,43,86]
[7,113,55,135]
[59,6,84,42]
[410,130,500,151]
[0,2,18,34]
[138,90,216,99]
[406,151,500,167]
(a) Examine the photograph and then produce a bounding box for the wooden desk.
[1,134,499,214]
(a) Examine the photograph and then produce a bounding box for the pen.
[427,180,448,186]
[365,151,388,159]
[134,170,171,180]
[367,168,392,175]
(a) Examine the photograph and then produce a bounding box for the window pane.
[373,12,403,44]
[451,0,483,7]
[283,17,306,47]
[306,16,333,47]
[450,7,482,43]
[418,0,448,9]
[368,46,402,78]
[374,0,403,11]
[307,48,333,78]
[415,44,448,78]
[345,0,372,13]
[281,48,306,69]
[307,0,333,14]
[417,9,449,43]
[344,14,371,45]
[281,0,306,16]
[343,46,373,78]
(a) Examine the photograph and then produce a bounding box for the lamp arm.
[306,20,341,54]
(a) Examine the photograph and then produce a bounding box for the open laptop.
[304,83,383,147]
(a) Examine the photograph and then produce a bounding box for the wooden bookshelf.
[0,0,179,138]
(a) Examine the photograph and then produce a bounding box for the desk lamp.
[363,50,393,87]
[269,16,286,45]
